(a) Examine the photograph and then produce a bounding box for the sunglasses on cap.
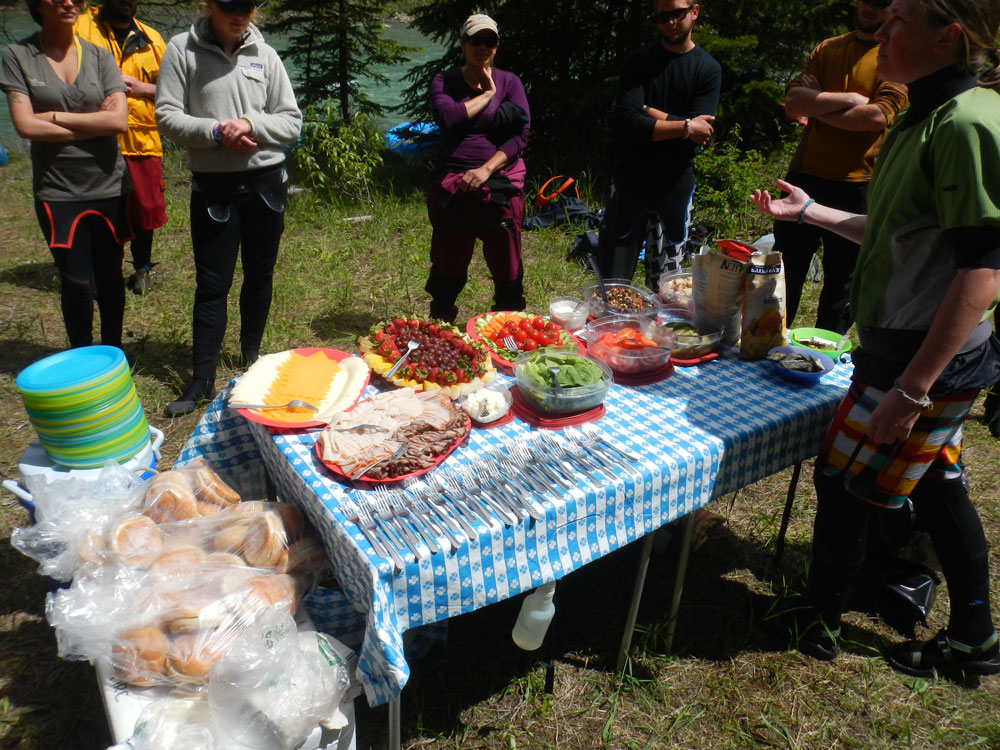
[463,34,499,48]
[215,0,258,13]
[651,6,694,24]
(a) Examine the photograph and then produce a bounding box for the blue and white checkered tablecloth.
[177,350,852,705]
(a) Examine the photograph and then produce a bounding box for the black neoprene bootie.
[165,378,216,418]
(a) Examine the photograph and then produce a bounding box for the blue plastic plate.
[16,345,126,394]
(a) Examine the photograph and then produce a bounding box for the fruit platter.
[467,311,583,368]
[358,317,496,398]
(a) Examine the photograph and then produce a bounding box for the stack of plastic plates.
[16,346,151,470]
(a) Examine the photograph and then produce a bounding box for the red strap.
[534,175,579,206]
[716,239,756,262]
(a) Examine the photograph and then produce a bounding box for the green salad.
[520,350,606,388]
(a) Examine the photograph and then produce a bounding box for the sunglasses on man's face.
[652,6,694,24]
[464,35,499,48]
[860,0,892,7]
[49,0,85,7]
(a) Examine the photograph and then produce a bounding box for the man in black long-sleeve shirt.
[598,0,721,290]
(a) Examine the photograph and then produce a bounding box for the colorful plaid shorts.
[816,382,977,508]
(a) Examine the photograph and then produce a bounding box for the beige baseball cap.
[460,13,499,39]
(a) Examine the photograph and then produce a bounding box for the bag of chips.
[740,251,786,360]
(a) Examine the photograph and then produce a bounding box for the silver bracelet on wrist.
[893,380,933,409]
[682,118,691,140]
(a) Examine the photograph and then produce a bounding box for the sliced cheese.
[230,350,369,423]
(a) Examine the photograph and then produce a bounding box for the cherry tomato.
[537,335,555,347]
[523,339,539,351]
[513,330,528,343]
[519,318,533,332]
[532,317,546,330]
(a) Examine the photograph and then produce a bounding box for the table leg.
[264,467,278,503]
[774,461,802,565]
[616,531,656,671]
[663,512,696,653]
[388,697,401,750]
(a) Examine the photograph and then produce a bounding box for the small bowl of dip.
[548,296,589,332]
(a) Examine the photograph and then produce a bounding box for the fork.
[512,443,572,492]
[567,428,642,481]
[425,474,482,539]
[539,432,605,488]
[398,488,452,552]
[229,399,318,412]
[502,335,519,353]
[477,460,544,521]
[372,490,424,559]
[452,468,518,526]
[380,486,440,556]
[342,499,403,570]
[581,423,640,463]
[404,479,466,548]
[351,441,409,481]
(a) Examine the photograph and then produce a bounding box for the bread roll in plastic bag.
[10,462,144,581]
[47,553,309,688]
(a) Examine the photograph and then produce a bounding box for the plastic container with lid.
[581,279,661,320]
[657,271,694,312]
[513,350,612,415]
[655,305,724,360]
[584,315,673,375]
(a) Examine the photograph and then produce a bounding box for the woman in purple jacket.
[425,13,530,322]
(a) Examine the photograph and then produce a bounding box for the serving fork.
[229,399,318,412]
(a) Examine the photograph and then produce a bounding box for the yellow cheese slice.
[262,352,343,422]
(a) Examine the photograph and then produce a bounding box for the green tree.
[264,0,415,121]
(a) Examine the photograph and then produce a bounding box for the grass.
[0,149,998,749]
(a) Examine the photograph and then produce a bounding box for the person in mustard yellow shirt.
[775,0,908,333]
[76,0,166,295]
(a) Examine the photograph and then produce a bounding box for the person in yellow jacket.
[76,0,167,295]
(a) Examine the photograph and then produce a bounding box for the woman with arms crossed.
[0,0,130,350]
[424,13,530,322]
[752,0,1000,678]
[156,0,301,416]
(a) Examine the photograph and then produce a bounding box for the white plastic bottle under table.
[511,581,556,651]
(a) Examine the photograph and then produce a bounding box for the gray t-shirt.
[0,35,128,201]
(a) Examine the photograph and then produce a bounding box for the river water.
[0,10,446,154]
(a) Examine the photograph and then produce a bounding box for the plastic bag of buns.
[141,458,242,524]
[48,557,310,688]
[11,462,143,582]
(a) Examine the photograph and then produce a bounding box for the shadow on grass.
[310,309,381,343]
[126,338,197,390]
[0,262,59,293]
[0,538,111,750]
[356,522,910,747]
[0,338,63,379]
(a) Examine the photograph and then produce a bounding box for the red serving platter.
[235,348,370,430]
[313,414,471,484]
[670,351,720,367]
[612,359,674,385]
[508,385,605,430]
[466,312,584,370]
